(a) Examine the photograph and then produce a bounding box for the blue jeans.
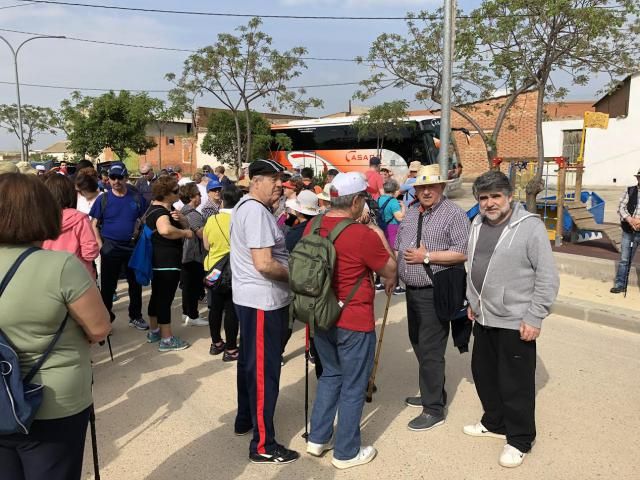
[614,230,640,288]
[309,327,375,461]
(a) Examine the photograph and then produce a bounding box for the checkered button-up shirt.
[395,198,470,287]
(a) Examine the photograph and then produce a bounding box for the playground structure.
[487,156,622,251]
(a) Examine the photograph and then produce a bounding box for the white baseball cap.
[331,172,367,197]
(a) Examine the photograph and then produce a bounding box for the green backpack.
[289,214,366,336]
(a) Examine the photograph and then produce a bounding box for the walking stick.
[366,292,392,403]
[302,324,310,441]
[89,405,101,480]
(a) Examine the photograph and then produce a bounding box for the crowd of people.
[0,155,563,478]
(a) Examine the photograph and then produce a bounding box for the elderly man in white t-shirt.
[230,159,299,466]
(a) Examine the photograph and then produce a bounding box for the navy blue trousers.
[234,304,288,455]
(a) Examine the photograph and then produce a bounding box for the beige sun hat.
[413,164,451,186]
[316,183,332,202]
[288,190,320,216]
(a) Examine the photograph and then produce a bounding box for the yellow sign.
[584,111,609,129]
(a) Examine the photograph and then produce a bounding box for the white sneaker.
[183,315,209,327]
[463,422,507,439]
[331,446,377,470]
[499,444,526,468]
[306,439,334,457]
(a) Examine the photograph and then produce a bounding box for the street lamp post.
[0,34,66,163]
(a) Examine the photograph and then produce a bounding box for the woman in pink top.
[42,174,100,275]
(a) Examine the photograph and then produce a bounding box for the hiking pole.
[89,404,101,480]
[302,324,310,441]
[366,292,392,403]
[623,238,636,298]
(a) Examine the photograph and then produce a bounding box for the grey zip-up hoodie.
[466,202,559,330]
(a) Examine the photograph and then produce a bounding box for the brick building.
[428,91,595,180]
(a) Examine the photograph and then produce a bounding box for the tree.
[352,100,412,158]
[0,104,59,160]
[201,109,276,165]
[469,0,640,211]
[62,90,157,162]
[355,9,520,165]
[167,17,322,174]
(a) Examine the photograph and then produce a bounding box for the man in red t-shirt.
[303,172,397,470]
[365,156,384,200]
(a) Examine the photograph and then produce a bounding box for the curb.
[551,295,640,334]
[553,252,639,289]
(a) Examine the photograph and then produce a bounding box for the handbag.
[0,247,68,435]
[416,212,467,323]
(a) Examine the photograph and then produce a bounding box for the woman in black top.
[145,176,194,352]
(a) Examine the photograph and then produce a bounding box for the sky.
[0,0,612,151]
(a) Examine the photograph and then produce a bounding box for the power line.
[0,79,365,93]
[13,0,415,20]
[0,1,34,8]
[11,0,629,20]
[0,27,365,62]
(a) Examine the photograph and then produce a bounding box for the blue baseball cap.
[108,164,128,177]
[207,178,223,191]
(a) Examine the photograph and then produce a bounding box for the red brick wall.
[103,136,197,175]
[450,90,539,180]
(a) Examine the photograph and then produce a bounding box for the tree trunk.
[158,125,163,170]
[233,113,242,177]
[243,107,252,164]
[525,83,547,213]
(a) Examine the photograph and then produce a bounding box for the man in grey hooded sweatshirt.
[464,171,559,469]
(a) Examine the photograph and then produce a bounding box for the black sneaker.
[234,426,253,436]
[393,286,407,295]
[405,396,422,408]
[610,286,624,294]
[375,283,385,291]
[249,445,299,465]
[407,412,445,431]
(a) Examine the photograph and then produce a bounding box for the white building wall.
[543,74,640,186]
[195,131,222,169]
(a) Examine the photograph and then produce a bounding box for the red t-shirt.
[303,216,390,332]
[365,170,384,200]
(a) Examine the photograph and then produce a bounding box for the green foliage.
[352,101,411,157]
[272,132,292,152]
[468,0,640,200]
[167,17,323,171]
[61,90,157,161]
[0,104,59,159]
[201,110,272,164]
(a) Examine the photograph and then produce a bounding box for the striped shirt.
[394,197,470,287]
[618,186,640,221]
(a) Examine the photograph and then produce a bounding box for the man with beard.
[464,170,558,468]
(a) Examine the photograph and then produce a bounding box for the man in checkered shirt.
[394,164,469,432]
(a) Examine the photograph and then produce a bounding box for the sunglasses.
[209,188,222,192]
[109,175,124,181]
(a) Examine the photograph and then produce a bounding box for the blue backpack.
[128,224,154,286]
[377,196,395,232]
[0,247,68,435]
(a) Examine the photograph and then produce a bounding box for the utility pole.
[0,34,66,162]
[438,0,456,178]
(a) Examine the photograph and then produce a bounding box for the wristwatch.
[423,251,431,265]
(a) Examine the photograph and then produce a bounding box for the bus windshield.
[269,115,461,189]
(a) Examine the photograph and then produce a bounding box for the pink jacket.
[43,208,100,275]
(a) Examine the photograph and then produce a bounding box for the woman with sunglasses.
[145,176,194,352]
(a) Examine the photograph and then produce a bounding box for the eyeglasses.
[209,188,222,192]
[109,175,124,181]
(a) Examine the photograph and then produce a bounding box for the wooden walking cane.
[366,292,392,403]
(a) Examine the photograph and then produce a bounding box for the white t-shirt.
[230,195,290,310]
[196,182,208,213]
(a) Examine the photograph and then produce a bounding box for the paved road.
[84,293,640,479]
